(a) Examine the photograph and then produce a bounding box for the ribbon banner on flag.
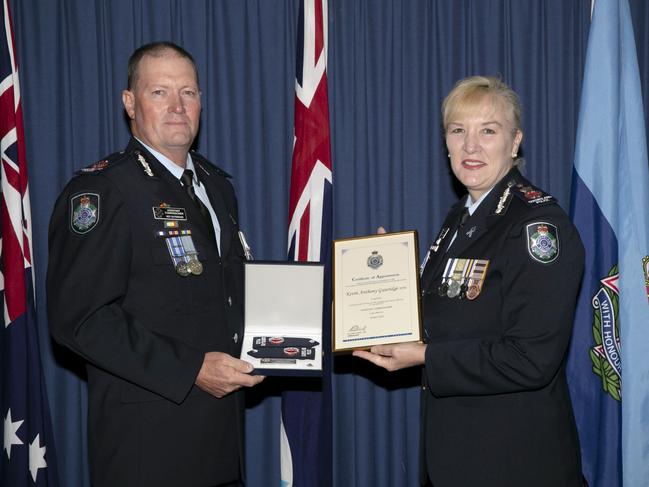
[0,0,60,484]
[567,0,649,486]
[281,0,333,486]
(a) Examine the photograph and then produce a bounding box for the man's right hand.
[195,352,265,398]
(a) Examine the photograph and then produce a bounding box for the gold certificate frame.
[332,230,422,352]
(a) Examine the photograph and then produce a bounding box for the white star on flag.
[29,434,47,482]
[3,408,24,459]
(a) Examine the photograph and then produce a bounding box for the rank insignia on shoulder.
[513,183,556,206]
[79,159,109,173]
[70,193,100,234]
[76,151,127,175]
[526,222,559,264]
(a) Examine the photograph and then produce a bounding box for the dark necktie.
[445,207,470,253]
[180,169,216,239]
[458,207,470,228]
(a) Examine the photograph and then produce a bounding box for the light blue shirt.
[136,138,222,253]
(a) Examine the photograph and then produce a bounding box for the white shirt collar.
[465,186,496,215]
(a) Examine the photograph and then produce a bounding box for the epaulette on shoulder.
[191,151,232,179]
[511,182,556,207]
[75,151,129,176]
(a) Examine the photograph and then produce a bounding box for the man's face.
[122,52,201,165]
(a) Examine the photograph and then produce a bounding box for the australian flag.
[281,0,333,486]
[567,0,649,486]
[0,0,60,485]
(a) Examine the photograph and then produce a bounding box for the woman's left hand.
[353,342,427,371]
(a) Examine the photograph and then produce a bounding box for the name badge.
[153,206,187,221]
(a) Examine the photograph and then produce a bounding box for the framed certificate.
[241,261,324,376]
[332,230,422,352]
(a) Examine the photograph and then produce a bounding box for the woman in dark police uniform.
[355,76,584,487]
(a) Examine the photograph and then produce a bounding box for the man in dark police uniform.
[47,42,263,487]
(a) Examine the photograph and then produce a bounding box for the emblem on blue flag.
[589,267,621,401]
[526,222,559,264]
[70,193,99,234]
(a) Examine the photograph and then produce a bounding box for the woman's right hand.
[353,342,427,372]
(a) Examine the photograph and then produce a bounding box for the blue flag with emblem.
[567,0,649,485]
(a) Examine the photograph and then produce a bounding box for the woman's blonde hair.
[441,76,522,133]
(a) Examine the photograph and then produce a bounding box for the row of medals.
[176,252,203,277]
[438,279,479,300]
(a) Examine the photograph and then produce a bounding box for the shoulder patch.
[76,151,127,175]
[70,193,100,234]
[512,183,556,206]
[526,222,559,264]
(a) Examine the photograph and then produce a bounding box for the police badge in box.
[241,262,324,376]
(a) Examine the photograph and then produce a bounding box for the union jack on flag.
[0,1,59,485]
[281,0,332,485]
[286,0,332,263]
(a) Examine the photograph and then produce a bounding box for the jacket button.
[232,332,239,344]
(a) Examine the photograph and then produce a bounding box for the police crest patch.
[71,193,99,234]
[525,222,559,264]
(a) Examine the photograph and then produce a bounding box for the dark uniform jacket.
[419,168,584,487]
[47,138,246,487]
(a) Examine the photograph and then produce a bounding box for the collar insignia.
[495,181,516,215]
[137,153,154,177]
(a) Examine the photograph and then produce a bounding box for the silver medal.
[446,279,461,298]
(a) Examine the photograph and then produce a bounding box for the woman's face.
[445,97,522,201]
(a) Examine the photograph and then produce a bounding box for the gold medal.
[187,256,203,275]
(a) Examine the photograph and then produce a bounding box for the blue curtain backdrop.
[5,0,647,486]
